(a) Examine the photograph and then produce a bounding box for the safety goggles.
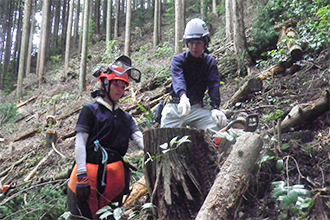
[108,59,141,83]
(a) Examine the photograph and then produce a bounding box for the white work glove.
[211,109,227,128]
[177,94,191,116]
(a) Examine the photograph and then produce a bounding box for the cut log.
[123,176,148,208]
[143,127,220,220]
[24,149,54,182]
[13,128,39,142]
[266,90,330,134]
[17,96,37,108]
[46,130,57,148]
[196,132,263,220]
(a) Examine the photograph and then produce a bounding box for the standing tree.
[25,0,36,77]
[79,0,90,93]
[124,0,132,56]
[174,0,184,54]
[17,0,32,100]
[232,0,252,74]
[225,0,233,40]
[106,0,112,49]
[153,0,161,47]
[74,0,81,45]
[212,0,217,16]
[38,0,51,85]
[64,0,75,79]
[114,0,120,38]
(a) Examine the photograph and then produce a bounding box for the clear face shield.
[93,55,142,83]
[110,59,142,83]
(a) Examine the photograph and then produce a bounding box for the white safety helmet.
[183,18,210,40]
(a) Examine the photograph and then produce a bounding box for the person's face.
[188,40,205,58]
[109,80,127,102]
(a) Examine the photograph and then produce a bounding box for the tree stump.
[143,127,220,220]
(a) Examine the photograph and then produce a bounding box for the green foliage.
[131,43,152,64]
[0,103,21,125]
[101,40,119,64]
[164,7,175,25]
[46,92,76,104]
[261,109,285,122]
[271,181,314,219]
[0,184,67,220]
[252,0,330,64]
[154,42,174,57]
[144,136,191,165]
[50,54,62,64]
[136,103,154,128]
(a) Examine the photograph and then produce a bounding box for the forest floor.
[1,23,330,220]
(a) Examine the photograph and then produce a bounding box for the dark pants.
[67,186,93,220]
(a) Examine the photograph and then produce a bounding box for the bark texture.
[143,127,220,220]
[196,132,263,220]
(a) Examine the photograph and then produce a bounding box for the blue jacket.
[171,51,221,109]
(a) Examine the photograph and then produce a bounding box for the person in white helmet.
[161,18,227,131]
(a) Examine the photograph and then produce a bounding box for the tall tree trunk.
[200,0,206,20]
[38,0,51,85]
[153,0,161,47]
[225,0,233,41]
[74,0,81,45]
[79,0,90,93]
[53,0,61,50]
[25,0,36,76]
[102,0,108,34]
[232,0,252,75]
[94,0,101,35]
[106,0,113,48]
[114,0,120,38]
[174,0,183,54]
[1,1,14,89]
[13,2,23,76]
[64,0,75,78]
[62,0,68,48]
[17,0,32,100]
[124,0,132,56]
[212,0,217,16]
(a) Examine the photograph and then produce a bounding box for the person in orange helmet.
[67,55,144,219]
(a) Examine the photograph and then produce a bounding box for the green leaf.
[281,143,291,150]
[141,202,156,211]
[169,136,178,147]
[99,210,113,220]
[113,207,124,220]
[96,205,112,214]
[159,143,168,149]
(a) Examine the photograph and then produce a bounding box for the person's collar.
[96,97,119,111]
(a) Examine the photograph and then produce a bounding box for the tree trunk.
[143,127,220,220]
[17,0,32,100]
[25,0,36,76]
[232,0,252,75]
[196,132,263,220]
[74,0,81,45]
[153,0,161,47]
[38,0,51,85]
[106,0,113,48]
[64,0,75,78]
[79,0,90,93]
[225,0,233,41]
[174,0,183,54]
[114,0,120,38]
[124,0,132,56]
[212,0,217,16]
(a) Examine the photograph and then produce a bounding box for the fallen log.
[13,128,39,142]
[266,90,330,134]
[17,96,37,108]
[195,132,263,220]
[57,107,82,120]
[143,127,220,220]
[123,176,148,208]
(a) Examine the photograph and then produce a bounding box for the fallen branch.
[24,149,54,182]
[17,96,37,108]
[0,153,32,178]
[51,142,66,158]
[57,107,82,120]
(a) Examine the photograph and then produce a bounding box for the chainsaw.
[213,114,259,149]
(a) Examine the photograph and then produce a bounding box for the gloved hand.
[211,109,227,128]
[76,173,91,201]
[178,94,191,116]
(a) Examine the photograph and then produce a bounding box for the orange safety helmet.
[98,64,130,86]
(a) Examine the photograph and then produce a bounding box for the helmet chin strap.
[102,81,116,112]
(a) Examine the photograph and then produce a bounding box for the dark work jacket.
[75,102,139,164]
[171,51,221,109]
